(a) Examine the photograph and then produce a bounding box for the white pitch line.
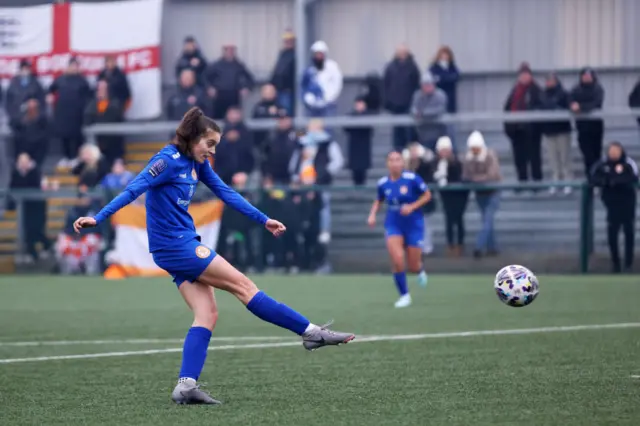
[0,336,292,347]
[0,322,638,365]
[630,375,640,379]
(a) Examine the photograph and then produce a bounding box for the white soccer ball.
[494,265,539,307]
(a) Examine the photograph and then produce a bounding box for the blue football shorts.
[385,222,424,249]
[152,237,217,287]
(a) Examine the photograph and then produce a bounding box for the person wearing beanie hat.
[301,40,343,117]
[433,135,468,256]
[462,131,502,258]
[503,63,543,187]
[411,71,448,151]
[270,29,296,116]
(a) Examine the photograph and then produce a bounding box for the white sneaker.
[394,294,412,308]
[563,186,572,195]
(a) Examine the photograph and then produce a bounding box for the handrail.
[78,108,640,135]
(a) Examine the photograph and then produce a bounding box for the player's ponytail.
[173,107,221,155]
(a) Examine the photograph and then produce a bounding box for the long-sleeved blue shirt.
[94,144,268,252]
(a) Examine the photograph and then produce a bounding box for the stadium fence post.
[578,183,592,273]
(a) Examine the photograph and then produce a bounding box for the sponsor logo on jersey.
[191,168,197,180]
[179,173,187,178]
[172,152,181,159]
[195,245,211,259]
[148,159,167,177]
[400,185,408,194]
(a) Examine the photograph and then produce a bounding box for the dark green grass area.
[0,274,639,425]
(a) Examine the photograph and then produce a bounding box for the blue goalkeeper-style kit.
[94,144,268,285]
[377,171,429,248]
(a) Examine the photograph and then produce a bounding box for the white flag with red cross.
[0,0,162,120]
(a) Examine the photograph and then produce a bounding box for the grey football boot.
[171,379,221,405]
[302,321,356,351]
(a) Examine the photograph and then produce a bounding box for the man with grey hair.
[411,72,448,151]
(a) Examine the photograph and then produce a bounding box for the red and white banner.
[0,0,163,119]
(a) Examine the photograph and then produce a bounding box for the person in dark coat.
[166,69,209,123]
[97,55,131,109]
[5,60,45,125]
[214,107,254,185]
[590,142,638,273]
[270,30,296,116]
[7,153,51,263]
[570,67,605,176]
[628,77,640,127]
[344,98,374,185]
[10,98,50,166]
[541,73,573,194]
[432,136,469,256]
[383,44,421,150]
[84,80,125,167]
[47,57,92,166]
[357,73,382,113]
[262,115,297,185]
[205,44,255,119]
[252,84,284,149]
[503,63,543,186]
[429,46,460,113]
[175,36,208,86]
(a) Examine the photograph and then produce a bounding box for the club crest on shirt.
[195,245,211,259]
[148,159,167,178]
[191,168,197,180]
[400,185,408,194]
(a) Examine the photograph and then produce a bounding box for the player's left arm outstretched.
[400,175,432,216]
[198,161,285,237]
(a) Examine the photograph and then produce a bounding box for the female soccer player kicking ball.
[367,151,432,308]
[74,107,355,405]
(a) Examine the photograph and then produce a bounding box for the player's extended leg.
[197,255,355,350]
[386,235,411,308]
[171,281,221,405]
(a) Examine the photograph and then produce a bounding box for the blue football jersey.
[94,144,268,253]
[377,171,429,226]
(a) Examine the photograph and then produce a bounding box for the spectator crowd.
[4,29,640,275]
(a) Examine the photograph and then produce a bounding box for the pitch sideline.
[0,322,638,365]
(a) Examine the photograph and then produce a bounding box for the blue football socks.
[393,271,409,296]
[246,291,311,336]
[179,326,212,381]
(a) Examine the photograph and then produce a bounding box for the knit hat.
[435,136,453,152]
[311,40,328,53]
[467,131,486,148]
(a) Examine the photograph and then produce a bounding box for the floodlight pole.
[294,0,313,119]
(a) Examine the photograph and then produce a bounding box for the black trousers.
[578,127,604,176]
[607,218,635,271]
[508,127,542,182]
[351,169,367,186]
[441,193,468,246]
